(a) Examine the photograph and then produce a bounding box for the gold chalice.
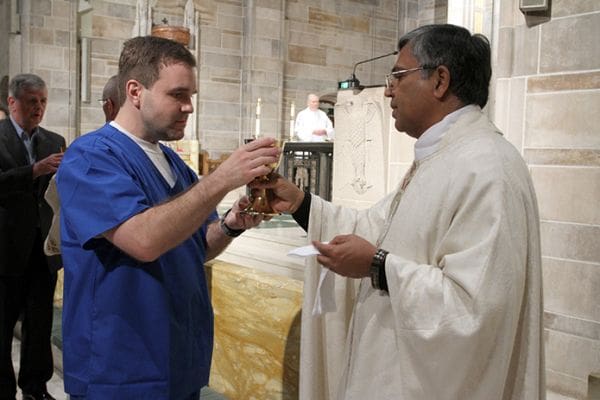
[242,137,285,216]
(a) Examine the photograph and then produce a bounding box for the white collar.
[414,105,478,161]
[109,121,163,154]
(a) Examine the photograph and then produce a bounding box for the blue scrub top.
[57,124,218,399]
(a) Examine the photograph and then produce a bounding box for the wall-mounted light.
[520,0,549,12]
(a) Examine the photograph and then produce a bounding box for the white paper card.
[287,244,322,257]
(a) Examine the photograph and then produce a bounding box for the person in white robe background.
[255,24,545,400]
[294,93,334,142]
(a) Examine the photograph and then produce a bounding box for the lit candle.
[255,98,261,138]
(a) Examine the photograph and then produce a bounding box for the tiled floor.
[11,335,579,400]
[10,338,66,400]
[11,337,226,400]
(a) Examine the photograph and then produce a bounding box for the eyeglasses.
[385,67,428,89]
[97,99,108,105]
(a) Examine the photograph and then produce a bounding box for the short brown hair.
[118,36,196,101]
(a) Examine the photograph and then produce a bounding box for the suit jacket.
[0,118,65,275]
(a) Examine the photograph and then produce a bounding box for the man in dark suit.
[0,74,65,400]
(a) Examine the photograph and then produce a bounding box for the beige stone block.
[32,45,65,70]
[495,27,513,78]
[31,27,54,45]
[43,102,70,129]
[92,15,133,39]
[200,82,243,102]
[217,13,242,32]
[341,15,370,33]
[32,0,52,16]
[199,115,240,132]
[543,257,600,322]
[491,78,510,139]
[528,71,600,93]
[288,29,321,48]
[90,37,123,57]
[498,0,515,27]
[54,30,70,47]
[540,13,600,73]
[202,134,245,152]
[545,367,588,400]
[512,24,539,77]
[51,0,71,18]
[252,56,283,72]
[540,221,600,263]
[256,0,281,11]
[552,0,600,18]
[308,7,341,28]
[202,101,240,117]
[288,45,326,66]
[41,16,71,31]
[252,38,275,58]
[525,149,600,167]
[545,329,600,398]
[208,67,241,83]
[507,77,526,153]
[544,312,600,343]
[203,52,241,69]
[221,32,241,50]
[50,70,70,90]
[256,17,282,39]
[94,1,134,20]
[217,3,242,17]
[256,6,282,21]
[531,166,600,224]
[525,91,600,149]
[200,27,221,48]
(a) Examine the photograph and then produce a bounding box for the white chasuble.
[299,108,545,400]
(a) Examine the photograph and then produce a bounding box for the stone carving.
[336,99,382,194]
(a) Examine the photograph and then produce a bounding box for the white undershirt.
[110,121,176,188]
[414,104,477,161]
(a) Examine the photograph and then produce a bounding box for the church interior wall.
[490,1,600,398]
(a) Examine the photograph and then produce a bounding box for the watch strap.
[220,209,245,238]
[370,248,389,292]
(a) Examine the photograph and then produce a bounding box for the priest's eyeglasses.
[385,67,427,89]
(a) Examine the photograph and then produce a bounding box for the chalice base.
[242,187,280,216]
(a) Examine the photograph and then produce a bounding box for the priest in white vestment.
[254,24,545,400]
[294,93,335,142]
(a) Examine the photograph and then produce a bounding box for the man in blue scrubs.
[57,36,280,399]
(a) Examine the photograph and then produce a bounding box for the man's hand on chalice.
[226,196,271,229]
[248,173,305,214]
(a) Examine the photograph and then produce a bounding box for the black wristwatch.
[370,248,389,291]
[220,209,245,238]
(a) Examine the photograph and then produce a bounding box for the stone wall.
[4,0,77,140]
[491,1,600,398]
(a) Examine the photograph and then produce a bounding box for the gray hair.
[397,24,491,108]
[8,73,47,99]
